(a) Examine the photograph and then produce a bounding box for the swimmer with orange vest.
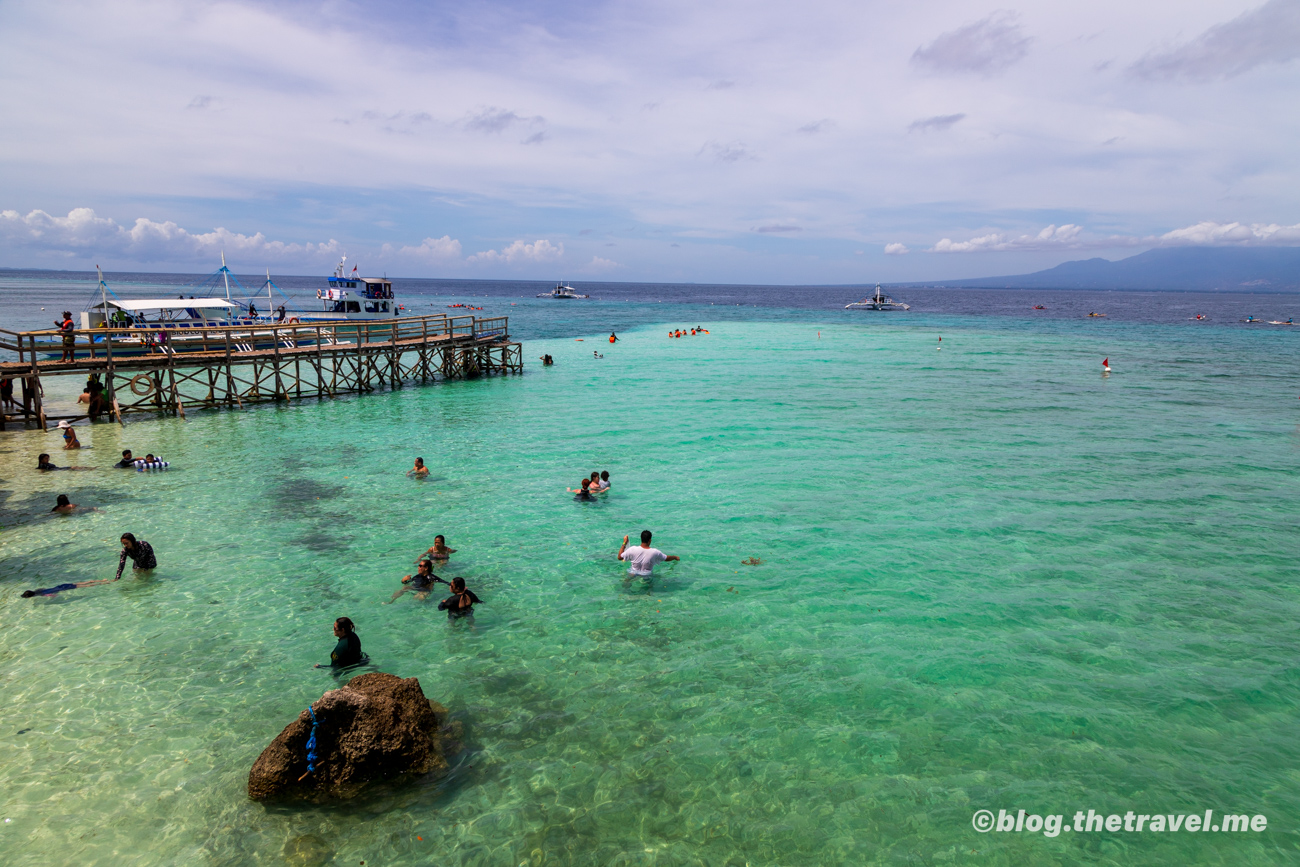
[609,332,618,343]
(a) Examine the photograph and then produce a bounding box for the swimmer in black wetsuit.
[37,453,63,471]
[115,533,157,579]
[569,477,596,501]
[315,617,365,668]
[389,559,446,602]
[115,449,136,468]
[438,577,481,619]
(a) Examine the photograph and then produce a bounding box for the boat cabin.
[322,275,395,315]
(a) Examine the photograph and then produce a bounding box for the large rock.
[248,672,453,802]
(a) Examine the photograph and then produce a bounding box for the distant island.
[896,247,1300,292]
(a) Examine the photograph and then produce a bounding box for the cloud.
[884,243,909,255]
[464,107,544,134]
[925,220,1300,254]
[755,224,801,234]
[698,141,753,163]
[796,119,831,134]
[583,255,620,272]
[187,95,212,110]
[706,79,735,90]
[1131,0,1300,80]
[1158,220,1300,246]
[908,113,966,133]
[381,235,462,260]
[467,238,564,264]
[912,12,1031,75]
[931,224,1083,252]
[0,208,340,263]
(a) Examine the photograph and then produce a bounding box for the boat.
[845,284,909,311]
[53,256,415,358]
[537,283,589,299]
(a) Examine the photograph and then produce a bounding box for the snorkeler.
[422,535,456,563]
[22,576,121,598]
[315,617,366,668]
[437,577,482,619]
[115,533,157,579]
[408,457,430,478]
[390,559,446,602]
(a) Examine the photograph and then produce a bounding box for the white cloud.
[381,235,463,260]
[467,239,564,264]
[924,220,1300,254]
[1158,220,1300,245]
[583,255,621,273]
[931,224,1084,252]
[0,208,340,263]
[884,242,909,255]
[912,12,1031,75]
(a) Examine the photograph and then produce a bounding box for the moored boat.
[845,284,909,311]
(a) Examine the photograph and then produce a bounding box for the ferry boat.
[845,284,910,311]
[537,283,588,299]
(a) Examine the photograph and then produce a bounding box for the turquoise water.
[2,317,1299,865]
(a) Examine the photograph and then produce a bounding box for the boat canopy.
[89,299,240,311]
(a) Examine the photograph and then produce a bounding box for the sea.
[1,270,1298,866]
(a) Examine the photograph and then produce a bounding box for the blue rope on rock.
[297,706,320,781]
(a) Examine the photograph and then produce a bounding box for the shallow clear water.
[2,312,1300,865]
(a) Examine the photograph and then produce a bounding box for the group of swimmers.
[37,447,167,473]
[569,470,611,500]
[669,327,708,338]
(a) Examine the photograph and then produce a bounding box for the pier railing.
[0,312,505,365]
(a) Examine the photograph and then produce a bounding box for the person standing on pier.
[57,311,76,362]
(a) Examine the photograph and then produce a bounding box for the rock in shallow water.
[248,672,452,802]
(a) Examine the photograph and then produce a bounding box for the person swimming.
[51,494,77,514]
[609,332,618,343]
[569,478,596,500]
[115,533,157,579]
[390,559,446,602]
[22,575,121,598]
[315,617,366,668]
[437,577,482,619]
[37,453,62,471]
[598,470,610,491]
[408,457,429,478]
[422,535,456,563]
[115,449,136,468]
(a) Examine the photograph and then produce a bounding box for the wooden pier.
[0,314,522,430]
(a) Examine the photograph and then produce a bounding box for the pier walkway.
[0,314,522,429]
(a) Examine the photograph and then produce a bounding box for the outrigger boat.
[845,284,910,311]
[537,283,588,299]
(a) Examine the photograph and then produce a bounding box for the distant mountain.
[903,247,1300,292]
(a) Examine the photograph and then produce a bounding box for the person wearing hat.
[58,420,81,450]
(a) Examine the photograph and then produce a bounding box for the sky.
[1,0,1298,283]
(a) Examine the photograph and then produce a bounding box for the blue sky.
[1,0,1298,282]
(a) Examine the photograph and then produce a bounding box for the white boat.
[845,284,909,311]
[537,283,588,299]
[294,256,402,322]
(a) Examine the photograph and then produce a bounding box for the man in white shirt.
[618,530,680,576]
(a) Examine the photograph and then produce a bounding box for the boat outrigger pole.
[221,250,231,302]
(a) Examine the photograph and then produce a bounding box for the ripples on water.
[1,275,1299,865]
